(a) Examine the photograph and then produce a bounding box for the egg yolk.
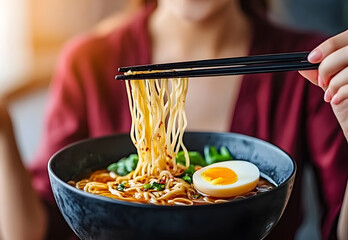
[201,167,238,185]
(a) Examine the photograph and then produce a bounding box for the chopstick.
[115,51,318,80]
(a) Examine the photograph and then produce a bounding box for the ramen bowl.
[48,132,296,240]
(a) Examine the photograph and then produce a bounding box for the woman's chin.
[162,0,232,23]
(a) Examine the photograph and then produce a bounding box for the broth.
[68,170,275,205]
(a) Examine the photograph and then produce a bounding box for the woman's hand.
[0,102,48,240]
[300,30,348,240]
[299,30,348,140]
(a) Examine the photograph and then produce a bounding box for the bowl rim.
[48,131,297,209]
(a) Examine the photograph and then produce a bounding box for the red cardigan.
[29,6,348,240]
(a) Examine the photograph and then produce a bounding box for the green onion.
[107,154,139,176]
[183,164,195,176]
[151,182,165,191]
[106,162,118,173]
[204,146,234,165]
[143,182,165,191]
[193,194,201,199]
[182,175,192,184]
[176,151,206,166]
[117,183,125,191]
[220,146,232,158]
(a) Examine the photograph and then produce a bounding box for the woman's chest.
[185,75,243,132]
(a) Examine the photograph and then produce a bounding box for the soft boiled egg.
[192,160,260,198]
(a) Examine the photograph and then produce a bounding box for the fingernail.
[308,49,323,62]
[331,94,340,105]
[324,89,333,102]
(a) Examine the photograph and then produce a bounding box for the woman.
[0,0,347,239]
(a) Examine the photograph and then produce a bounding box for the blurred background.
[0,0,347,239]
[1,0,128,161]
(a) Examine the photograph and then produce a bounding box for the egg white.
[192,160,260,198]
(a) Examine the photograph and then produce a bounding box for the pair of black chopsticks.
[115,51,318,80]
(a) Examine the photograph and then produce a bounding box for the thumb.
[298,69,319,85]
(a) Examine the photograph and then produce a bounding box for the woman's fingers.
[331,88,348,141]
[332,84,348,105]
[308,30,348,63]
[300,30,348,101]
[299,30,348,88]
[318,45,348,88]
[327,66,348,104]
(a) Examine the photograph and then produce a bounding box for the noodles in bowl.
[69,151,276,205]
[48,73,296,239]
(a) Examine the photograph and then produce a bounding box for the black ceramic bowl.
[48,132,296,240]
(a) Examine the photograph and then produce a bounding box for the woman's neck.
[149,1,253,63]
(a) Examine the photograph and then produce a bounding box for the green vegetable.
[106,163,118,173]
[113,158,129,176]
[192,194,201,199]
[219,146,232,158]
[182,175,192,184]
[180,164,195,183]
[176,151,206,166]
[117,183,125,191]
[143,181,165,191]
[107,154,139,176]
[143,183,152,190]
[125,154,139,172]
[204,146,234,165]
[183,164,195,176]
[151,182,165,191]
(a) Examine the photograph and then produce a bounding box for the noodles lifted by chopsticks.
[73,73,200,205]
[125,74,190,177]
